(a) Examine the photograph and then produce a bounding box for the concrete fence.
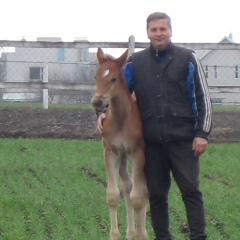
[1,37,240,108]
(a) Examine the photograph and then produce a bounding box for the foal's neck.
[109,75,132,120]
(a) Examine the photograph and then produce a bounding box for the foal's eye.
[111,77,117,83]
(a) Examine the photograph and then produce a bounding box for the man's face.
[147,18,172,51]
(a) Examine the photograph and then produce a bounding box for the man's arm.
[191,52,212,139]
[123,61,134,93]
[190,52,212,156]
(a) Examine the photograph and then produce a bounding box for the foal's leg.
[119,158,135,240]
[129,148,148,240]
[104,148,121,240]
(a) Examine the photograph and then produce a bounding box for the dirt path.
[0,108,239,143]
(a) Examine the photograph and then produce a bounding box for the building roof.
[197,34,236,60]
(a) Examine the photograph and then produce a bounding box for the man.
[98,12,212,240]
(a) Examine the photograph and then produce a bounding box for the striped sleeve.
[191,52,212,137]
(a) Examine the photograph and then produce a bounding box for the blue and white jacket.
[123,43,212,143]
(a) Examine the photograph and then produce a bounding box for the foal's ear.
[97,47,105,64]
[117,49,129,67]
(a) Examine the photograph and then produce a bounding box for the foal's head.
[91,47,128,113]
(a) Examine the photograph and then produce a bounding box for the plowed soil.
[0,108,239,143]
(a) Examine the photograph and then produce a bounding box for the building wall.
[1,40,97,103]
[201,49,240,87]
[2,47,96,82]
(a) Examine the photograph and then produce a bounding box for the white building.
[199,34,240,105]
[0,37,97,103]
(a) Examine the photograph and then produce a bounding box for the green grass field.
[1,102,240,112]
[0,139,239,239]
[0,102,93,110]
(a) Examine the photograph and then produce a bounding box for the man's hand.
[192,137,208,157]
[97,113,106,134]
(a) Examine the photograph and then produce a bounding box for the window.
[235,65,239,78]
[212,98,223,105]
[58,48,64,61]
[205,65,208,78]
[214,65,218,78]
[29,67,43,81]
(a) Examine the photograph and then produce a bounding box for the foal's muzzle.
[91,96,104,113]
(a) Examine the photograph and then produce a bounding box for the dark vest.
[132,45,196,143]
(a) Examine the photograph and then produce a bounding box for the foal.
[92,48,148,240]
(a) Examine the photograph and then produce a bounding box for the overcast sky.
[1,0,240,44]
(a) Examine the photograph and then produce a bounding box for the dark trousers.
[144,141,207,240]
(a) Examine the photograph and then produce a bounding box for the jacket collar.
[150,42,173,56]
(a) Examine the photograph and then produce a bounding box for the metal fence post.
[43,63,48,109]
[128,35,135,56]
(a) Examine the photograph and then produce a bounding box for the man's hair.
[146,12,172,30]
